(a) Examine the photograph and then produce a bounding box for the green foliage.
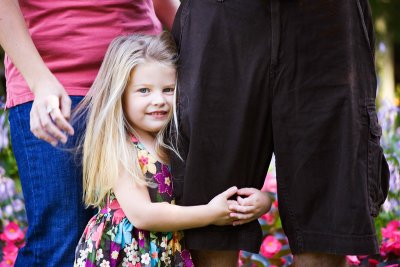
[369,0,400,42]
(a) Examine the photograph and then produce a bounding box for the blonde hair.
[75,32,178,208]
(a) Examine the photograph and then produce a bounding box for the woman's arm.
[153,0,180,31]
[0,0,73,145]
[113,168,238,232]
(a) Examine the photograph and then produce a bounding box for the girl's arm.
[113,168,238,232]
[0,0,73,145]
[152,0,180,31]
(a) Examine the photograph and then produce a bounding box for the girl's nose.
[151,91,166,106]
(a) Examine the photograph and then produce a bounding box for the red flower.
[260,235,282,258]
[0,222,24,242]
[368,258,379,266]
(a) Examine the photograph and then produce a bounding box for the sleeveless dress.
[74,138,194,267]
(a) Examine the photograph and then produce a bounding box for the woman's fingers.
[29,94,75,145]
[38,104,68,145]
[30,107,58,146]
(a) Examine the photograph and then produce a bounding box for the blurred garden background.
[0,1,400,266]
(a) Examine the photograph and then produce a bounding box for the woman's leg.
[9,97,93,267]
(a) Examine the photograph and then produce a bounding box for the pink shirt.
[5,0,162,108]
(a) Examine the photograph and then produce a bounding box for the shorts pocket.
[366,101,390,217]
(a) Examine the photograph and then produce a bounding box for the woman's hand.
[207,186,238,226]
[30,77,74,146]
[229,188,272,226]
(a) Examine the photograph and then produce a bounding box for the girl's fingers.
[230,212,252,220]
[229,204,254,214]
[237,187,257,196]
[222,186,238,199]
[233,219,252,226]
[237,195,255,206]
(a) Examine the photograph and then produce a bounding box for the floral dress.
[74,138,194,267]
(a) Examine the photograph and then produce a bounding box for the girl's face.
[123,61,176,139]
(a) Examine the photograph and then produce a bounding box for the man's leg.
[294,253,347,267]
[191,250,239,267]
[170,0,272,254]
[273,0,388,257]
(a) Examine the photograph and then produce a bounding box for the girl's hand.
[229,188,272,226]
[207,186,238,226]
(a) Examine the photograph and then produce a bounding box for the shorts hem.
[291,230,379,255]
[184,224,262,253]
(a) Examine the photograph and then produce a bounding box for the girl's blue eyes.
[137,88,175,93]
[138,88,150,93]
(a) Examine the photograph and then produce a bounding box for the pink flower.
[2,242,18,256]
[91,221,105,249]
[0,259,14,267]
[0,248,17,267]
[261,173,277,193]
[380,220,400,256]
[260,235,282,258]
[0,222,24,242]
[109,199,126,224]
[346,255,360,266]
[382,220,400,239]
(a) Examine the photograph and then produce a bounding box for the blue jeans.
[9,97,93,266]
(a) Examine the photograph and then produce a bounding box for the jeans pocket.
[367,102,390,217]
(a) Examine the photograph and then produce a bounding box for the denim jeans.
[9,96,93,266]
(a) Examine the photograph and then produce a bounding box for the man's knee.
[294,252,347,267]
[190,250,239,267]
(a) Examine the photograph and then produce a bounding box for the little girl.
[74,32,269,267]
